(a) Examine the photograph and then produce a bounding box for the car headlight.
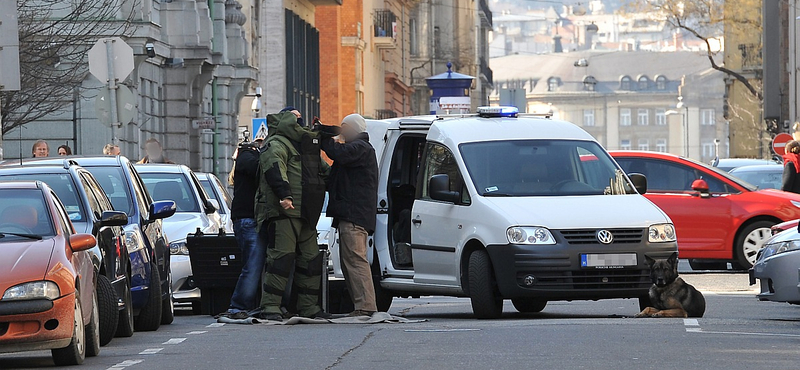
[124,226,145,253]
[169,239,189,255]
[649,223,676,243]
[506,227,556,245]
[3,281,60,301]
[760,240,800,260]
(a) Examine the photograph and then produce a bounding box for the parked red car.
[0,181,99,365]
[610,151,800,269]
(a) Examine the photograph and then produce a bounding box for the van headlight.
[507,227,556,245]
[760,240,800,260]
[169,239,189,255]
[649,223,676,243]
[125,226,145,253]
[3,281,60,301]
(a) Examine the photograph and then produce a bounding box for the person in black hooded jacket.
[320,113,379,316]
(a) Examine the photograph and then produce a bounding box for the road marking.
[207,322,225,328]
[690,329,800,338]
[163,338,187,345]
[107,359,144,370]
[187,330,207,335]
[139,348,163,355]
[404,328,481,332]
[683,318,701,332]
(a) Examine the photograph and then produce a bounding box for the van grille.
[557,229,645,245]
[517,269,651,290]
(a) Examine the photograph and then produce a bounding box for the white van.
[327,107,678,319]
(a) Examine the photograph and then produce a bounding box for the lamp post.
[676,96,689,157]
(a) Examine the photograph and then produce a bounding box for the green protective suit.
[255,111,330,316]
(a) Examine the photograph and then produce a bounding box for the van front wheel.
[468,250,503,319]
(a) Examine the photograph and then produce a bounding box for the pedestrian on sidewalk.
[103,144,121,156]
[254,110,329,321]
[782,140,800,194]
[319,113,379,317]
[138,138,174,164]
[57,145,72,156]
[31,140,49,158]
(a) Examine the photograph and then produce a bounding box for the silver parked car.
[197,172,234,233]
[751,226,800,304]
[729,164,783,190]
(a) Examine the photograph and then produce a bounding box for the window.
[620,108,631,126]
[656,138,667,152]
[702,142,715,158]
[655,108,666,125]
[617,158,732,194]
[637,76,648,90]
[421,143,469,204]
[701,109,716,125]
[583,76,597,91]
[655,75,667,90]
[140,173,201,212]
[638,139,650,151]
[620,76,632,90]
[433,26,441,58]
[583,109,595,126]
[547,77,559,92]
[620,139,631,150]
[637,109,649,125]
[410,18,419,56]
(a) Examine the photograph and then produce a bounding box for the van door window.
[420,142,470,204]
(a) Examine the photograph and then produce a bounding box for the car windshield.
[0,173,85,221]
[0,189,55,239]
[199,179,226,214]
[730,168,783,190]
[460,140,636,196]
[139,173,200,212]
[84,166,134,215]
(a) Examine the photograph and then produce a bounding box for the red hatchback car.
[610,151,800,269]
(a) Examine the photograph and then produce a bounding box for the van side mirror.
[429,174,460,203]
[691,179,710,198]
[149,200,177,221]
[99,210,128,227]
[628,173,647,194]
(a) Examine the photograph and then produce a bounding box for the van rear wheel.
[511,298,546,313]
[468,250,503,319]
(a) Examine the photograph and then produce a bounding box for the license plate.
[581,253,637,268]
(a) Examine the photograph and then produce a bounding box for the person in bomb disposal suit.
[254,110,330,321]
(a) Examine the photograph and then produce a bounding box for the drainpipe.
[402,3,406,114]
[212,77,219,175]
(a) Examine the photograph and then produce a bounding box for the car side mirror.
[99,210,128,227]
[628,173,647,194]
[691,179,710,198]
[429,174,461,203]
[69,233,97,252]
[205,199,219,214]
[149,200,177,221]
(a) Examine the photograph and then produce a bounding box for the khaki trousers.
[338,221,377,312]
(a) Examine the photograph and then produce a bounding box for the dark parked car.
[0,160,129,345]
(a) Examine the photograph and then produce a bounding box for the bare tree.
[1,0,132,135]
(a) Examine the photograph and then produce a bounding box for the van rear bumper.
[485,242,677,300]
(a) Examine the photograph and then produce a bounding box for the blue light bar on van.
[477,106,519,118]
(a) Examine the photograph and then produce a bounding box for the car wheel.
[115,274,134,338]
[134,262,163,331]
[96,274,119,345]
[511,298,547,313]
[688,260,728,271]
[638,295,652,311]
[52,290,86,366]
[85,287,101,357]
[734,221,774,270]
[161,272,174,325]
[468,249,503,319]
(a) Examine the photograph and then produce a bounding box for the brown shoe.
[348,310,376,317]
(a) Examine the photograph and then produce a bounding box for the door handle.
[412,217,422,225]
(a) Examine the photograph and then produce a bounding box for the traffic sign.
[252,118,267,141]
[772,133,793,156]
[439,96,471,110]
[95,85,137,125]
[0,0,20,91]
[88,37,134,83]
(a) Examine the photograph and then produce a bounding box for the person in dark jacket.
[320,113,379,316]
[223,136,267,317]
[782,141,800,193]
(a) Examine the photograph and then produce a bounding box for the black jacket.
[782,162,800,194]
[321,132,378,233]
[231,146,260,219]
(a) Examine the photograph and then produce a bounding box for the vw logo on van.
[596,230,614,244]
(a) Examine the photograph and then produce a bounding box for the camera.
[254,87,262,97]
[145,43,156,58]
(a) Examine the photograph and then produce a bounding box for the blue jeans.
[228,218,267,312]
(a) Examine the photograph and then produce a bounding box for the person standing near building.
[57,145,72,156]
[319,114,379,316]
[103,144,121,156]
[138,138,174,164]
[31,140,49,158]
[782,141,800,194]
[255,110,329,321]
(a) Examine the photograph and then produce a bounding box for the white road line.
[404,328,481,332]
[106,359,144,370]
[692,330,800,338]
[139,348,163,355]
[187,330,208,335]
[207,322,225,328]
[163,338,187,345]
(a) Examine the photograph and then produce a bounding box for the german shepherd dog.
[635,253,706,318]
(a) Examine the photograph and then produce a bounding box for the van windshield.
[459,140,636,196]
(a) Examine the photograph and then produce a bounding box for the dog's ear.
[668,252,678,264]
[645,255,656,266]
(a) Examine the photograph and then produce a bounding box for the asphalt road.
[2,272,799,370]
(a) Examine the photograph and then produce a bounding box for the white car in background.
[135,164,222,313]
[197,172,235,233]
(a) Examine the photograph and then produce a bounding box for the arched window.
[637,75,649,90]
[655,75,667,90]
[547,77,559,92]
[583,76,597,91]
[620,75,632,90]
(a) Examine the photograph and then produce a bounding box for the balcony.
[479,0,492,27]
[480,57,493,87]
[373,10,397,49]
[738,43,762,71]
